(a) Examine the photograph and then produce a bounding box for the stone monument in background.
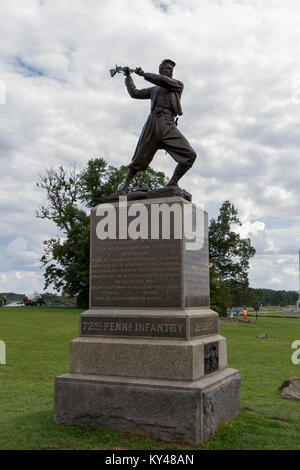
[53,60,240,443]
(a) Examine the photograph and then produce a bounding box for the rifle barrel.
[110,66,136,77]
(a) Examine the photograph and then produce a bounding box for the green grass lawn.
[0,307,300,450]
[249,313,300,318]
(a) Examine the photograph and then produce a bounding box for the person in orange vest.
[243,306,247,320]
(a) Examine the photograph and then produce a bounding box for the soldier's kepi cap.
[159,59,176,69]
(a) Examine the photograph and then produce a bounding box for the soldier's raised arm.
[135,67,183,93]
[124,68,152,100]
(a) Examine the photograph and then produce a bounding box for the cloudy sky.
[0,0,300,296]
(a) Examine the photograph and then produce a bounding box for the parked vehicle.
[23,296,46,306]
[5,302,25,307]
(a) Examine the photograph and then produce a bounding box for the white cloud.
[0,0,300,293]
[233,220,278,254]
[5,237,39,267]
[249,251,300,290]
[0,270,43,294]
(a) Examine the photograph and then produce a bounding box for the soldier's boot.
[165,163,190,187]
[118,168,138,194]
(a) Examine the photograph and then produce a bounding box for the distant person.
[243,306,247,320]
[3,295,7,306]
[235,307,240,318]
[23,296,29,305]
[229,307,233,319]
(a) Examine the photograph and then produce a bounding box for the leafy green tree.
[79,159,166,208]
[209,267,233,315]
[209,201,256,314]
[36,158,167,307]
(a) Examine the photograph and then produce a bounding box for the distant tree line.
[0,293,25,304]
[246,288,298,307]
[0,292,65,306]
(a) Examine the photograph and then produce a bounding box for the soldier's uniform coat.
[125,73,196,171]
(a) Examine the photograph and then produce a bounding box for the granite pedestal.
[54,197,240,443]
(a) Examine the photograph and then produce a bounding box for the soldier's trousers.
[128,112,197,172]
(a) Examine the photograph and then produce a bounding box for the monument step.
[54,368,241,444]
[69,334,227,381]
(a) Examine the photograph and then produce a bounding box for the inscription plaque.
[80,315,219,339]
[190,316,218,338]
[184,208,209,307]
[204,342,219,375]
[90,238,182,308]
[90,200,210,309]
[81,316,186,338]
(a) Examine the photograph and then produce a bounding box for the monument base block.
[54,368,240,444]
[53,197,241,443]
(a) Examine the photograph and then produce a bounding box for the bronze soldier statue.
[115,59,197,194]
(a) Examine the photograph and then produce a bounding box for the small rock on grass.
[279,377,300,401]
[278,379,291,391]
[257,333,268,339]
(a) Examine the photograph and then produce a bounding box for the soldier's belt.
[152,108,174,118]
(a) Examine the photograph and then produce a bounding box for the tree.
[36,158,167,307]
[79,159,166,208]
[209,201,256,314]
[209,266,233,315]
[249,288,298,307]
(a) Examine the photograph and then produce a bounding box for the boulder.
[280,377,300,401]
[278,379,291,391]
[257,333,268,339]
